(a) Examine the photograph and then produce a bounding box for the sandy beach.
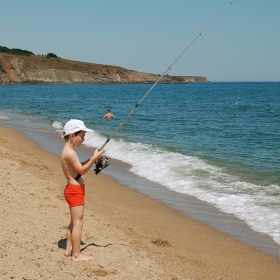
[1,125,280,280]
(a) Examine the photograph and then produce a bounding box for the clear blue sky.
[1,0,279,81]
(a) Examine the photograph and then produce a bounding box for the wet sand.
[1,125,280,279]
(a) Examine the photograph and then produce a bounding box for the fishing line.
[94,1,235,174]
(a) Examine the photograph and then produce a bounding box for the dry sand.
[0,125,280,280]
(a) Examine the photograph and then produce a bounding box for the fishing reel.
[94,157,109,175]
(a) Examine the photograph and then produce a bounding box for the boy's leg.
[64,220,73,257]
[70,205,93,261]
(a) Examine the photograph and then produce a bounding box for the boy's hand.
[94,149,103,160]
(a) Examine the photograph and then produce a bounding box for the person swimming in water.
[103,110,115,120]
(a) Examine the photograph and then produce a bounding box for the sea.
[0,82,279,254]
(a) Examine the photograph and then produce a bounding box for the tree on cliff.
[0,46,34,56]
[46,53,58,58]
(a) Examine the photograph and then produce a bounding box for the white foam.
[52,121,63,129]
[0,115,11,120]
[84,131,280,245]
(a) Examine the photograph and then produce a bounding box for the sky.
[1,0,279,82]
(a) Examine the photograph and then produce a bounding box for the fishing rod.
[94,1,235,174]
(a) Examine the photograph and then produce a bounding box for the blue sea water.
[0,82,279,245]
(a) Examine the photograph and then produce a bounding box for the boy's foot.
[72,253,93,261]
[64,249,72,257]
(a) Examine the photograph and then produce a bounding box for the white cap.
[62,119,93,137]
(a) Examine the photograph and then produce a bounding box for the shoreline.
[1,125,280,279]
[24,128,280,259]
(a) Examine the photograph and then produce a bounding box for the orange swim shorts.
[64,184,85,207]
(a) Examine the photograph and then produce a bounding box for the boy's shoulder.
[61,145,76,158]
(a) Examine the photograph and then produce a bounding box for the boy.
[61,119,103,261]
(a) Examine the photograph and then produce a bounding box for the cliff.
[0,53,209,85]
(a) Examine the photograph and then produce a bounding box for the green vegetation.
[0,47,59,59]
[46,53,58,58]
[0,46,34,56]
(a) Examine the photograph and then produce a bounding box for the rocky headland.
[0,52,208,85]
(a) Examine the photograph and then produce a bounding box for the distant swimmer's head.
[62,119,93,138]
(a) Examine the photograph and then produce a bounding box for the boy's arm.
[81,160,88,165]
[68,149,103,175]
